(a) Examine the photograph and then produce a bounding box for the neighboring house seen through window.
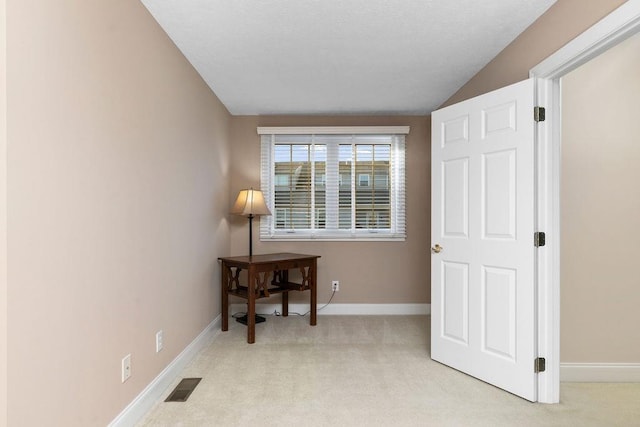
[259,127,408,241]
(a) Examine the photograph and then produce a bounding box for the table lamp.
[231,188,271,257]
[231,188,271,325]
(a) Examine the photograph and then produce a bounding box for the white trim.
[257,126,410,135]
[231,303,430,316]
[560,363,640,383]
[108,316,221,427]
[532,75,561,404]
[530,0,640,404]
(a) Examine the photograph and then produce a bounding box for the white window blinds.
[259,127,408,241]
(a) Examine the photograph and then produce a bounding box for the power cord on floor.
[292,289,336,316]
[231,290,337,319]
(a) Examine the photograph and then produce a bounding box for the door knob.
[431,244,443,254]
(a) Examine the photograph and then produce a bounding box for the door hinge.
[534,106,546,122]
[534,231,546,247]
[534,357,546,373]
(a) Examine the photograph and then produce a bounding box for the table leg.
[282,291,289,317]
[310,260,317,326]
[281,270,289,317]
[247,268,256,344]
[221,263,229,332]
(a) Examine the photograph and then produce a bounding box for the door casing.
[531,0,640,403]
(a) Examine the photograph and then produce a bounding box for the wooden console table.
[219,253,320,343]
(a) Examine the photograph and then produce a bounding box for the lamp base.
[235,314,266,325]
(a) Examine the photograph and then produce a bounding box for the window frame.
[258,126,408,242]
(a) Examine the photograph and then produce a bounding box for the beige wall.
[1,0,7,424]
[561,31,640,363]
[229,116,430,305]
[442,0,626,107]
[6,0,231,425]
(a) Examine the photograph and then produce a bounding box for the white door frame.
[531,0,640,403]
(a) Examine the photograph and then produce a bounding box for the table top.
[218,252,320,265]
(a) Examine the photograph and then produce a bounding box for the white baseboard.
[230,303,430,316]
[108,315,221,427]
[560,363,640,382]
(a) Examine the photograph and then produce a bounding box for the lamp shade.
[231,189,271,217]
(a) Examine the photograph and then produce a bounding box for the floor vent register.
[165,378,202,402]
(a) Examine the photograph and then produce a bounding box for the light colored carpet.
[137,315,640,426]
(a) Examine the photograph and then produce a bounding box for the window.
[259,127,408,241]
[358,174,370,187]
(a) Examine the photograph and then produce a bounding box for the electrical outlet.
[121,354,131,383]
[332,280,339,292]
[156,330,163,353]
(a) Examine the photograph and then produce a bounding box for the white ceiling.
[140,0,556,115]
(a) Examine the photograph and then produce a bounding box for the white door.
[431,78,537,401]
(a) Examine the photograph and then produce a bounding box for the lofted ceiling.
[141,0,556,115]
